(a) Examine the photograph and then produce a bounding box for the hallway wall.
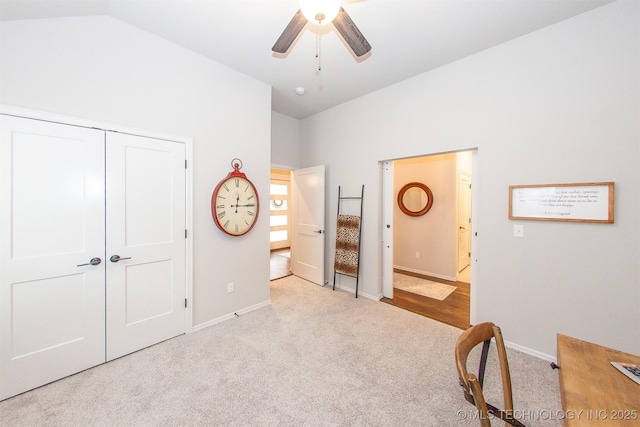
[394,154,458,280]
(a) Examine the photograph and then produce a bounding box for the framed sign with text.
[509,182,614,223]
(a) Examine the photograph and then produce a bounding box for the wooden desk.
[557,334,640,426]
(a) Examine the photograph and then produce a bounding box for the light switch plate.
[514,224,524,238]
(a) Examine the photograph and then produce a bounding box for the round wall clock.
[211,159,259,236]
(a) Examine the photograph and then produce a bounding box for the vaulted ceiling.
[0,0,614,119]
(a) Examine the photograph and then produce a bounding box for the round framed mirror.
[397,182,433,216]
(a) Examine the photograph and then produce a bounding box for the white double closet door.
[0,115,187,400]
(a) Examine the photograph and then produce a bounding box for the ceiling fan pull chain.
[316,21,322,71]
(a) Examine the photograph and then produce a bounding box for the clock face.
[212,176,259,236]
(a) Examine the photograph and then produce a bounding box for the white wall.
[271,111,301,169]
[0,16,272,327]
[394,155,457,280]
[300,0,639,357]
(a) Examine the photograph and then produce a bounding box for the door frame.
[457,170,472,275]
[380,149,478,323]
[0,104,194,333]
[381,161,394,299]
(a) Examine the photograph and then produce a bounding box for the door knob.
[77,257,102,267]
[313,230,324,234]
[110,255,132,263]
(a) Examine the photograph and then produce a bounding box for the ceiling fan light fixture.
[272,1,371,58]
[299,0,341,25]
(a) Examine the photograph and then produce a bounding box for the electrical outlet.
[227,282,235,293]
[415,252,420,259]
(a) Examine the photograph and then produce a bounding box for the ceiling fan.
[272,0,371,57]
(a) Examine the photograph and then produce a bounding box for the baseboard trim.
[394,265,456,282]
[191,299,272,332]
[505,339,557,364]
[333,283,379,301]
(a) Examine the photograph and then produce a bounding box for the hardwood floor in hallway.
[381,269,470,330]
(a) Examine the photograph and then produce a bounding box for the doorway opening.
[269,165,327,284]
[270,168,292,280]
[381,150,474,329]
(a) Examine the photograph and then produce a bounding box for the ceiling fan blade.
[272,9,308,54]
[332,7,371,57]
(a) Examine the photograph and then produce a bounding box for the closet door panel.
[106,132,186,361]
[0,116,106,400]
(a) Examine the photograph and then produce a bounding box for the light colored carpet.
[394,272,457,301]
[279,251,290,258]
[0,275,562,426]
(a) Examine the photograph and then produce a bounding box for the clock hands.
[229,193,256,212]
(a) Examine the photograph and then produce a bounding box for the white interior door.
[291,165,325,285]
[105,132,186,361]
[457,172,472,273]
[0,116,106,400]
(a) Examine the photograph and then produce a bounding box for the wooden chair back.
[454,322,526,427]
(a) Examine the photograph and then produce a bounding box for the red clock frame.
[211,159,260,236]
